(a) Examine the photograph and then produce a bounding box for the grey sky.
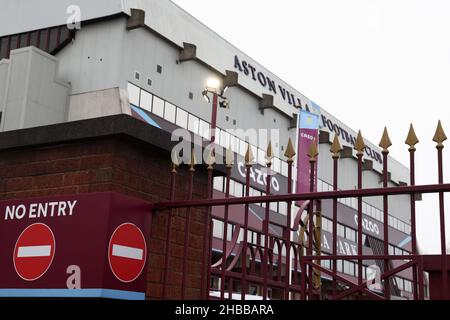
[171,0,450,254]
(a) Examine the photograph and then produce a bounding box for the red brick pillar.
[0,117,210,300]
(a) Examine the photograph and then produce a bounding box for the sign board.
[0,192,151,300]
[296,110,320,203]
[13,223,56,281]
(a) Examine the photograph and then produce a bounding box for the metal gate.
[153,122,450,300]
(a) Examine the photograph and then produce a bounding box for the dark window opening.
[39,30,48,50]
[10,35,19,51]
[157,65,162,74]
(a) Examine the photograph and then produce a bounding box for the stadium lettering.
[321,114,383,164]
[238,162,280,192]
[234,55,302,107]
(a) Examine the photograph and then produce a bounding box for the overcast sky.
[172,0,450,254]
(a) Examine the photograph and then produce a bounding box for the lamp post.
[202,78,230,145]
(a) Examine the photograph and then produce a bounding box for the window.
[393,218,398,230]
[163,102,176,123]
[322,259,331,269]
[127,83,140,106]
[229,180,236,197]
[388,245,393,255]
[258,149,265,166]
[199,120,210,140]
[147,78,152,86]
[337,224,345,238]
[346,228,356,243]
[229,135,238,153]
[322,218,332,233]
[39,30,48,49]
[273,158,281,173]
[9,35,18,51]
[188,114,199,134]
[227,224,234,241]
[250,145,258,163]
[270,202,278,212]
[134,71,141,81]
[188,92,194,100]
[140,90,152,112]
[363,203,368,215]
[404,280,412,293]
[279,202,288,215]
[214,176,224,192]
[19,33,28,48]
[376,209,382,222]
[157,65,162,74]
[344,261,355,276]
[281,161,288,176]
[176,108,188,129]
[221,130,231,148]
[213,219,224,239]
[396,277,404,291]
[152,96,165,118]
[0,37,9,59]
[48,27,59,52]
[234,182,243,197]
[337,260,343,273]
[239,140,247,156]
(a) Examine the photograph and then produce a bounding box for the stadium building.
[0,0,423,299]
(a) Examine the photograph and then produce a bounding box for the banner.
[296,110,319,205]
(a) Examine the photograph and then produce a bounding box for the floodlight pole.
[211,93,218,144]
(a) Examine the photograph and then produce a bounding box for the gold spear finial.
[405,124,419,151]
[433,120,447,149]
[189,147,197,172]
[308,139,318,161]
[379,127,393,153]
[284,138,296,163]
[171,151,179,173]
[265,141,274,167]
[206,147,215,170]
[245,143,254,165]
[330,134,342,159]
[354,130,366,156]
[225,144,234,168]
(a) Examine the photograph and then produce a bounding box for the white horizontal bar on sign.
[17,245,51,258]
[112,244,143,261]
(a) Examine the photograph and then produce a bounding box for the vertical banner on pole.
[296,110,320,205]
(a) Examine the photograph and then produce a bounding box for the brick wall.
[0,136,210,299]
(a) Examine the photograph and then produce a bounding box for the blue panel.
[130,104,161,129]
[299,110,320,130]
[398,236,412,248]
[0,289,145,300]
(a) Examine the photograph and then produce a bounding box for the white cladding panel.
[0,0,124,37]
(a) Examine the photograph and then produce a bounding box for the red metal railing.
[153,122,449,300]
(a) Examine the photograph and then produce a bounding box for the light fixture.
[219,100,229,109]
[202,89,211,103]
[222,86,229,95]
[206,78,221,93]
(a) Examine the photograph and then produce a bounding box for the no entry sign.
[108,223,147,283]
[13,223,55,281]
[0,192,151,300]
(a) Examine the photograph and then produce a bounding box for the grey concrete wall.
[0,60,9,115]
[0,47,70,132]
[68,87,131,122]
